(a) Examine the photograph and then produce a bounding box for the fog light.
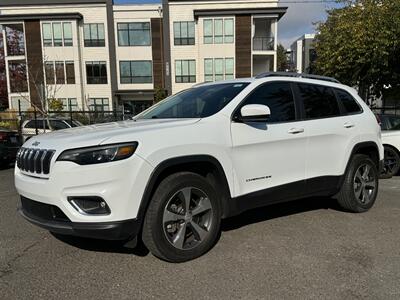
[68,196,111,215]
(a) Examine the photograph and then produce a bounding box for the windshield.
[137,82,249,119]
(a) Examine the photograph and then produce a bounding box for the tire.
[142,172,221,262]
[381,146,400,179]
[336,154,379,213]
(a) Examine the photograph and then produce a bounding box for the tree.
[16,56,63,130]
[154,86,167,103]
[314,0,400,104]
[48,98,64,111]
[277,44,289,72]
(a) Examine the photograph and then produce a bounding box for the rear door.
[296,83,359,192]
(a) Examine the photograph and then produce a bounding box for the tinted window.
[240,82,295,123]
[335,89,361,114]
[298,83,340,119]
[137,83,249,119]
[25,120,49,129]
[50,120,69,130]
[387,116,400,130]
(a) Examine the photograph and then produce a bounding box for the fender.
[136,155,232,226]
[338,141,382,189]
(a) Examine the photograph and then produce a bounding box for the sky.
[114,0,341,48]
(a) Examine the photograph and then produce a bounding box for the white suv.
[15,73,383,262]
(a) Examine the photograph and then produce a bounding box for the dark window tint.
[386,116,400,131]
[50,120,69,130]
[298,83,340,119]
[335,89,361,114]
[240,82,295,123]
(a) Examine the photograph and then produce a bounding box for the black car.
[0,127,20,167]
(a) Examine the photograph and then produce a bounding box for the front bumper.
[19,197,140,240]
[15,153,154,237]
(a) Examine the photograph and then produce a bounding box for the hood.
[23,118,200,151]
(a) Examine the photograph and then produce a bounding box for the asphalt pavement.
[1,167,399,299]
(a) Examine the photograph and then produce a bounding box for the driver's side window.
[239,82,296,123]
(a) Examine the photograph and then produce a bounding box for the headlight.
[57,142,138,165]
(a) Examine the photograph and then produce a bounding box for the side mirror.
[238,104,271,122]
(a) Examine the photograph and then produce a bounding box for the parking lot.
[0,167,399,299]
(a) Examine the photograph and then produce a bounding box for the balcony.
[253,37,275,51]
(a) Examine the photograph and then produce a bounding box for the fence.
[370,106,400,116]
[0,107,131,142]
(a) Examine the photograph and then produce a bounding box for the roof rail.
[255,72,340,84]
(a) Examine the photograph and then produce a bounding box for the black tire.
[142,172,221,262]
[381,145,400,179]
[336,154,379,213]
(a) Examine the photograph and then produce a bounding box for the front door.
[230,81,307,197]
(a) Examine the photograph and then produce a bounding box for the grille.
[20,196,69,222]
[16,148,55,175]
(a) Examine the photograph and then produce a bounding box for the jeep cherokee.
[15,73,384,262]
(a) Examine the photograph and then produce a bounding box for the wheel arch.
[137,155,232,227]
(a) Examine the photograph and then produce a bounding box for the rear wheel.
[142,172,221,262]
[336,154,379,213]
[381,146,400,178]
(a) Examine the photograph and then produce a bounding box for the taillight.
[375,114,381,126]
[0,132,7,142]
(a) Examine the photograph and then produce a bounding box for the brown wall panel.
[151,18,164,89]
[25,20,44,107]
[235,15,252,78]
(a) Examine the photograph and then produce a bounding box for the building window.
[203,18,234,44]
[45,61,55,85]
[83,24,105,47]
[63,23,73,46]
[214,19,223,44]
[224,18,234,43]
[42,22,73,47]
[204,59,213,82]
[117,22,151,46]
[45,61,75,85]
[204,58,234,82]
[65,61,75,84]
[42,23,52,47]
[55,61,65,84]
[173,21,195,45]
[225,58,234,79]
[86,61,107,84]
[5,24,25,56]
[52,23,63,46]
[61,98,78,111]
[175,60,196,83]
[204,19,213,44]
[89,98,109,111]
[8,60,28,93]
[120,61,152,84]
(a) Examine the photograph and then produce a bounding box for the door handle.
[344,122,355,128]
[287,128,304,134]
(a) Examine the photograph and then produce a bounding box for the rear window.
[335,89,362,114]
[298,83,340,119]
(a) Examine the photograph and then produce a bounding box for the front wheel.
[336,154,379,213]
[142,172,221,262]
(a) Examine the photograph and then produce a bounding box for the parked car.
[15,73,383,262]
[376,114,400,178]
[21,118,83,142]
[0,127,20,167]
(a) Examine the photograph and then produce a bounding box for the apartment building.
[0,0,286,114]
[290,33,316,74]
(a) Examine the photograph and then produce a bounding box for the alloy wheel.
[162,187,213,250]
[383,147,399,176]
[353,164,377,205]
